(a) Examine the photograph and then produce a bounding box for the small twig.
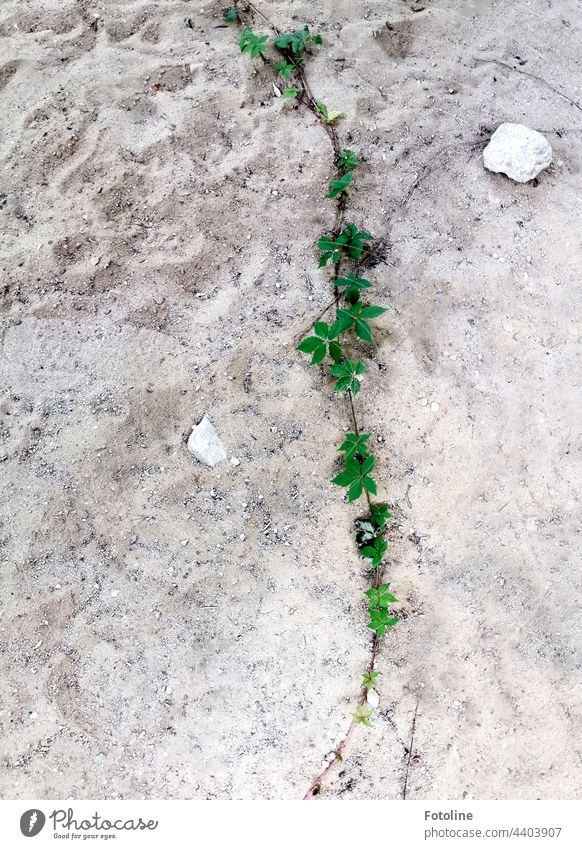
[293,298,336,343]
[244,1,280,35]
[402,698,420,800]
[474,57,582,114]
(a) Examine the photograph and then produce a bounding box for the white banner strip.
[0,800,579,847]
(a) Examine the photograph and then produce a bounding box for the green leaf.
[283,87,300,98]
[313,322,329,338]
[361,455,375,475]
[368,609,398,637]
[274,26,321,58]
[326,109,343,124]
[335,308,355,332]
[355,319,373,343]
[337,273,373,305]
[328,320,342,338]
[348,479,363,501]
[239,28,269,59]
[338,150,360,170]
[297,336,322,353]
[336,273,372,291]
[361,670,380,691]
[334,374,352,393]
[359,305,387,319]
[224,7,238,23]
[326,172,352,199]
[363,476,377,495]
[310,343,327,365]
[339,433,370,461]
[366,584,397,609]
[297,336,326,365]
[328,340,343,363]
[370,503,393,531]
[274,61,295,78]
[316,102,343,124]
[352,704,375,727]
[331,469,356,487]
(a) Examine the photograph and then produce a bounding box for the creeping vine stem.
[224,2,400,799]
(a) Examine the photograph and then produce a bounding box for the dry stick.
[402,698,420,800]
[238,2,391,800]
[474,57,582,114]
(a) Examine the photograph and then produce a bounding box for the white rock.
[483,123,552,183]
[187,416,227,467]
[367,688,380,709]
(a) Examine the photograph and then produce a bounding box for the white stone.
[483,123,552,183]
[187,416,227,467]
[367,688,380,709]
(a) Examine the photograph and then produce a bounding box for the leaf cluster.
[339,432,370,461]
[361,670,380,692]
[331,452,376,501]
[274,26,322,58]
[337,150,360,170]
[334,301,387,344]
[239,28,268,59]
[326,172,352,199]
[360,536,387,569]
[370,503,392,531]
[317,224,374,267]
[330,358,365,396]
[352,704,374,727]
[366,583,398,637]
[297,321,342,365]
[316,102,343,124]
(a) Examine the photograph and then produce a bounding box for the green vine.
[224,2,400,799]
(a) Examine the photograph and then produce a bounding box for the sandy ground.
[1,0,581,800]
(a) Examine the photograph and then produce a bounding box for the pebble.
[483,123,552,183]
[187,416,227,467]
[231,457,241,467]
[431,402,440,412]
[367,688,380,709]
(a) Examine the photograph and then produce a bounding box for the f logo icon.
[19,810,46,837]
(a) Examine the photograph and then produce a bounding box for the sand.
[1,0,581,800]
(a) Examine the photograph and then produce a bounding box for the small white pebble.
[367,689,380,708]
[431,402,440,412]
[239,533,246,541]
[418,397,428,406]
[110,590,120,598]
[231,457,240,467]
[181,539,189,546]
